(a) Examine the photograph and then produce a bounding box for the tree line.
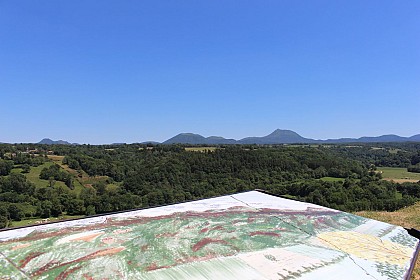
[0,143,419,228]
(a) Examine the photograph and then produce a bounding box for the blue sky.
[1,1,419,144]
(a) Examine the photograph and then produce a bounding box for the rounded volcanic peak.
[163,133,207,144]
[264,129,310,143]
[180,133,202,137]
[238,129,312,144]
[207,136,225,140]
[266,129,301,138]
[38,138,54,144]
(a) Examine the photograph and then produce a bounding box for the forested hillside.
[1,143,419,228]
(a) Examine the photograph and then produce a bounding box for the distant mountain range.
[38,138,78,145]
[163,129,420,145]
[34,130,420,145]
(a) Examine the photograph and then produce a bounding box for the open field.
[10,215,85,228]
[10,168,23,174]
[378,167,420,183]
[11,158,86,194]
[356,202,420,280]
[22,162,67,189]
[185,147,218,152]
[389,148,405,154]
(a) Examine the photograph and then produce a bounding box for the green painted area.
[141,257,264,280]
[378,167,420,181]
[1,191,418,279]
[0,207,367,279]
[0,255,27,278]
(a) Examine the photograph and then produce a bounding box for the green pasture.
[378,167,420,182]
[24,162,66,189]
[12,162,85,194]
[10,168,23,174]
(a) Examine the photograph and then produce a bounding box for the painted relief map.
[0,191,418,279]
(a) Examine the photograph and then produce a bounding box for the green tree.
[0,159,14,176]
[21,164,31,173]
[37,201,52,218]
[0,205,10,228]
[66,199,85,215]
[86,205,96,216]
[8,204,23,221]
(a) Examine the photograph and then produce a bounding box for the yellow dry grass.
[356,202,420,279]
[47,155,80,175]
[385,178,420,183]
[185,147,218,152]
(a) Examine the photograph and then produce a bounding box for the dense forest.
[0,142,420,228]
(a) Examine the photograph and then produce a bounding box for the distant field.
[11,159,85,194]
[356,202,420,280]
[47,155,122,193]
[5,157,119,229]
[10,215,85,228]
[22,162,67,189]
[47,155,101,194]
[378,167,420,183]
[185,147,217,152]
[48,155,82,176]
[389,148,404,154]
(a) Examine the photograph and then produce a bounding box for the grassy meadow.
[378,167,420,183]
[16,162,67,189]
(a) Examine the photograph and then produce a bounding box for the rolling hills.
[162,129,420,145]
[29,130,420,145]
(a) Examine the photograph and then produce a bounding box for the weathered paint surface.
[0,191,418,279]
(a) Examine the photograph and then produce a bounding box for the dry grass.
[48,155,81,176]
[356,202,420,279]
[185,147,218,152]
[388,179,420,183]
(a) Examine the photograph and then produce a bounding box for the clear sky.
[1,1,419,144]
